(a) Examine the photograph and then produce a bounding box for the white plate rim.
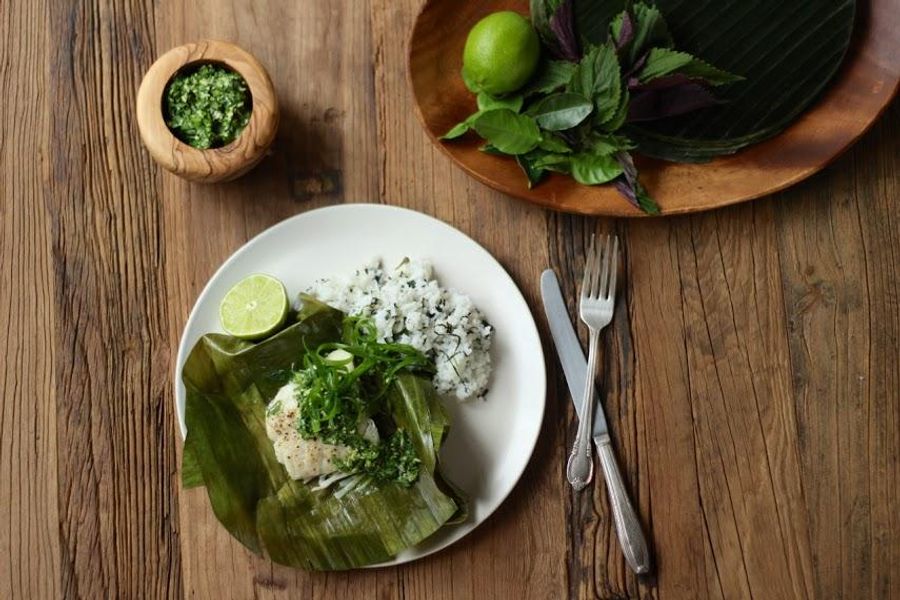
[174,202,546,568]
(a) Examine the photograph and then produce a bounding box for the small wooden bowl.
[137,40,279,183]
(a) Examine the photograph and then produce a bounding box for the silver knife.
[540,269,651,575]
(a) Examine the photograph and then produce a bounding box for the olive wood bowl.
[137,40,279,183]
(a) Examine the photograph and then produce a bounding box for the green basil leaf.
[472,110,542,155]
[515,152,548,188]
[568,42,622,127]
[566,47,595,97]
[532,153,571,173]
[440,111,481,140]
[602,87,630,132]
[441,121,471,140]
[480,143,506,156]
[538,134,573,154]
[589,133,634,156]
[570,152,623,185]
[530,93,594,131]
[477,93,524,113]
[638,48,743,86]
[592,43,623,126]
[521,60,577,96]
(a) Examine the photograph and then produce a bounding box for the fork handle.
[596,433,651,574]
[566,328,599,490]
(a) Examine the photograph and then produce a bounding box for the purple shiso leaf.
[549,0,581,61]
[614,178,639,207]
[615,12,635,50]
[616,150,638,184]
[627,82,721,122]
[614,151,659,214]
[613,151,640,208]
[623,50,649,80]
[558,129,580,146]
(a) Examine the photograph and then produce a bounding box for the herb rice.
[307,259,494,400]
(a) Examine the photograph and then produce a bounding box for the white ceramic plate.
[175,203,546,567]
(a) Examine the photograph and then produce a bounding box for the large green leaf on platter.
[575,0,856,161]
[181,297,464,570]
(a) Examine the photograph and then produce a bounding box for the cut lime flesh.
[219,274,289,340]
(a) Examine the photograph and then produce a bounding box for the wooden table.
[2,1,897,598]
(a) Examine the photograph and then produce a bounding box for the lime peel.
[462,11,540,96]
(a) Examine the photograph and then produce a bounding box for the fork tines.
[580,234,619,301]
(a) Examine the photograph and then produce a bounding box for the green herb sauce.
[164,64,252,149]
[291,316,434,486]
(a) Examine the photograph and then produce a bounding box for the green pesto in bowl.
[164,63,252,149]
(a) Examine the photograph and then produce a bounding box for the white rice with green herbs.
[306,259,493,400]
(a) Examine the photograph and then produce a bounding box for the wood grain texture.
[0,0,60,598]
[47,0,180,597]
[1,0,897,598]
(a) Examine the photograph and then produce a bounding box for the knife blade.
[540,268,652,575]
[540,268,608,438]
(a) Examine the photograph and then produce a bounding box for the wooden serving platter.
[408,0,899,216]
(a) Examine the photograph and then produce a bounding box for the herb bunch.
[289,315,433,486]
[443,1,742,213]
[164,64,252,149]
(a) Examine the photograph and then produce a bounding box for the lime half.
[219,274,289,340]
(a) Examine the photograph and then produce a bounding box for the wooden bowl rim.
[136,39,279,181]
[407,0,900,217]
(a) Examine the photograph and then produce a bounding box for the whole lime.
[463,11,540,96]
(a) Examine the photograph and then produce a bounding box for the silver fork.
[567,234,618,491]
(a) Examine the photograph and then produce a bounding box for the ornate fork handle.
[566,327,599,490]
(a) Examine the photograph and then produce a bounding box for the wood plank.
[853,104,900,600]
[158,0,568,595]
[374,2,568,598]
[775,103,900,600]
[46,0,181,597]
[0,0,61,598]
[549,101,899,599]
[671,203,814,599]
[3,0,892,596]
[156,0,388,597]
[597,219,722,598]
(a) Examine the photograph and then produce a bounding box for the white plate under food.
[175,203,546,567]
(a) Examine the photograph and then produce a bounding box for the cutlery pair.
[540,235,651,575]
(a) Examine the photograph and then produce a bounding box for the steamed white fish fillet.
[265,381,378,480]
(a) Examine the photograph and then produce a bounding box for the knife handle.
[596,434,651,575]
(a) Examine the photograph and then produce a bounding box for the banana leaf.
[575,0,855,161]
[181,297,465,570]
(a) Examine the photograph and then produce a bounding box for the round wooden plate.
[408,0,899,217]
